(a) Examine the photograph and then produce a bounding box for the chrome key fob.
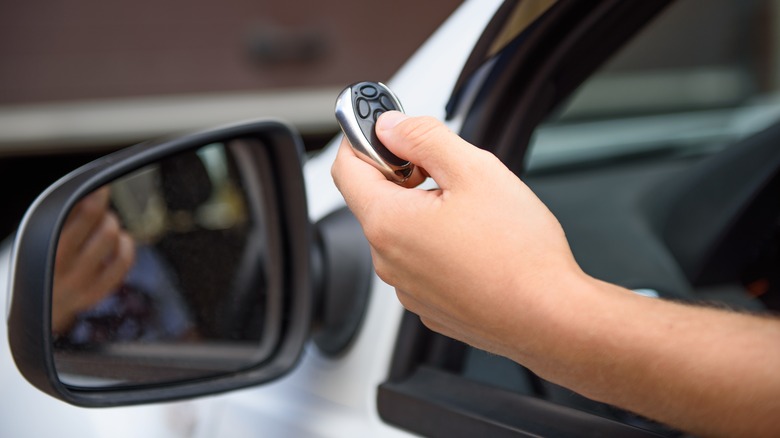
[335,81,414,183]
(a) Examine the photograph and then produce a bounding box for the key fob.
[335,81,414,183]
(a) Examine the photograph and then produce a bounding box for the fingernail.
[377,110,408,131]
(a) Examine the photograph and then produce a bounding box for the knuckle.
[78,196,103,220]
[419,316,444,334]
[371,256,398,286]
[330,158,342,185]
[359,208,392,250]
[395,289,413,309]
[119,234,136,266]
[362,223,388,251]
[77,188,110,219]
[100,213,121,240]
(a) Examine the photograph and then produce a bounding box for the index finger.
[56,187,112,267]
[331,137,402,221]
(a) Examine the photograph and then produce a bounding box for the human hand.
[52,187,136,334]
[332,111,585,360]
[334,112,780,438]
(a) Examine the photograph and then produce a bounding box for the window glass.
[527,0,780,171]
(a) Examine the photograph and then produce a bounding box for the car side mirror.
[7,120,313,407]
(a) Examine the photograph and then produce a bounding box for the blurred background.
[4,0,780,240]
[0,0,462,238]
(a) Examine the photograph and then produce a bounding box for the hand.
[52,187,136,334]
[331,111,584,360]
[333,112,780,437]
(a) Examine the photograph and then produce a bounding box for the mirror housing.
[8,119,312,407]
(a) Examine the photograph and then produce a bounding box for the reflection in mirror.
[52,139,281,388]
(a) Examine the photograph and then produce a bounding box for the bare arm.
[331,111,780,437]
[535,277,780,437]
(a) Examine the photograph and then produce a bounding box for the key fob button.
[379,94,394,111]
[360,85,378,97]
[356,98,371,119]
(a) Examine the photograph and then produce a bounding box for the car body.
[4,0,780,436]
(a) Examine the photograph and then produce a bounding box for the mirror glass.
[52,139,282,388]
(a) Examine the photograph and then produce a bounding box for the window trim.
[456,0,673,175]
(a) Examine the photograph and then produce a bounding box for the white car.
[4,0,780,436]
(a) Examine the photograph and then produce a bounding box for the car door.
[377,0,780,436]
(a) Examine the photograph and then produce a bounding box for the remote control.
[335,81,414,183]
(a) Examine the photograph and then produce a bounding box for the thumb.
[376,111,485,190]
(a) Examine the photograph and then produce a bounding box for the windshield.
[527,0,779,171]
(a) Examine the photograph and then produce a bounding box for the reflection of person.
[331,111,780,437]
[52,187,136,334]
[53,186,195,345]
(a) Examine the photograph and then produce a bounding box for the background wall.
[0,0,462,238]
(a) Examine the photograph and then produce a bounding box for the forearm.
[332,113,780,437]
[519,273,780,437]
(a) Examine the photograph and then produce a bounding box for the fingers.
[52,214,136,332]
[56,211,126,295]
[90,230,136,303]
[333,111,477,199]
[52,187,138,332]
[79,212,123,271]
[332,112,485,230]
[51,227,135,333]
[397,156,428,189]
[332,137,404,223]
[56,187,111,270]
[375,111,487,191]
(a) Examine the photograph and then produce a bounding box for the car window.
[528,0,778,172]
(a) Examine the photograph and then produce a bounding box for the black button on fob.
[335,81,414,183]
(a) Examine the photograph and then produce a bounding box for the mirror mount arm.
[311,207,373,356]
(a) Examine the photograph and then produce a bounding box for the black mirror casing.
[8,119,312,407]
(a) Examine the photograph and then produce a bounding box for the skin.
[331,111,780,437]
[52,187,136,334]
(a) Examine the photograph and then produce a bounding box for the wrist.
[505,269,631,385]
[498,263,596,362]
